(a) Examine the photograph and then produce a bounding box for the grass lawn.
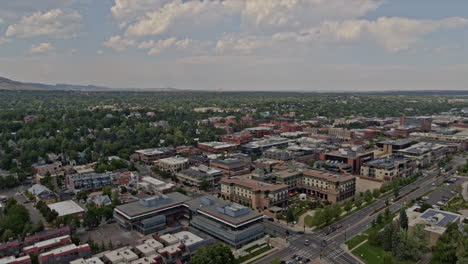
[345,234,367,250]
[442,196,468,214]
[352,241,387,264]
[234,245,273,264]
[352,241,415,264]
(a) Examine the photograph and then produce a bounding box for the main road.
[258,157,464,264]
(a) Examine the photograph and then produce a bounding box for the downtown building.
[113,194,264,249]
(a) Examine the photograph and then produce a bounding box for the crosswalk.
[288,245,318,259]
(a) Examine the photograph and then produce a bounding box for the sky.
[0,0,467,91]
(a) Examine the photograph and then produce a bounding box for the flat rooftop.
[172,231,204,247]
[221,177,288,192]
[303,169,355,183]
[115,192,190,218]
[135,148,174,156]
[47,200,84,217]
[186,196,263,227]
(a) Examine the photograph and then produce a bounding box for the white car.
[432,205,441,209]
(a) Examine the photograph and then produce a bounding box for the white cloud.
[5,9,82,38]
[102,35,137,51]
[124,0,242,37]
[147,37,177,55]
[30,42,55,54]
[241,0,381,31]
[111,0,171,27]
[307,17,468,52]
[106,0,468,56]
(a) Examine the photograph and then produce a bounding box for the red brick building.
[221,131,253,145]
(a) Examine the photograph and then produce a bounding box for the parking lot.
[421,176,466,209]
[77,222,143,247]
[0,185,46,225]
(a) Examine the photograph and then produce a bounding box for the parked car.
[432,205,441,210]
[422,196,429,200]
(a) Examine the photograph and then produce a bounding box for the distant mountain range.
[0,76,179,92]
[1,76,467,95]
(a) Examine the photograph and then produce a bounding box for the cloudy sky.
[0,0,467,91]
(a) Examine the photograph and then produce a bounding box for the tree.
[192,243,234,264]
[200,180,212,191]
[1,229,14,242]
[76,191,89,201]
[393,186,400,198]
[285,208,295,224]
[432,223,461,264]
[368,229,380,246]
[399,209,408,230]
[419,203,432,212]
[354,197,362,208]
[381,224,395,251]
[102,186,112,196]
[344,200,353,212]
[364,190,373,203]
[372,189,380,198]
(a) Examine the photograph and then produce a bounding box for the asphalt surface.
[259,157,465,264]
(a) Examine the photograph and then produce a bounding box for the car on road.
[431,182,436,186]
[304,239,310,245]
[335,224,343,229]
[321,240,327,247]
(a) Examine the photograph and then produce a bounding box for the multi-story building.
[263,148,293,161]
[0,240,21,257]
[241,137,290,154]
[301,169,356,203]
[27,184,59,204]
[139,177,174,194]
[114,194,264,249]
[175,165,223,188]
[197,142,238,153]
[221,132,253,145]
[327,128,355,140]
[24,227,71,246]
[273,169,303,192]
[156,156,189,174]
[0,255,31,264]
[38,244,91,264]
[360,157,415,181]
[131,148,176,164]
[400,116,432,132]
[186,196,265,248]
[377,139,416,154]
[319,148,374,174]
[220,178,288,210]
[66,172,111,193]
[395,142,448,166]
[114,193,191,235]
[210,158,250,177]
[243,127,273,138]
[406,209,461,246]
[23,235,72,255]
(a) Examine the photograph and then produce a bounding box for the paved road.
[259,158,465,264]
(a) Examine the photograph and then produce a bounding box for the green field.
[345,234,367,250]
[352,241,414,264]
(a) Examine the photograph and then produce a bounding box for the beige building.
[220,177,288,211]
[175,165,223,188]
[406,209,461,246]
[301,169,356,203]
[156,156,189,174]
